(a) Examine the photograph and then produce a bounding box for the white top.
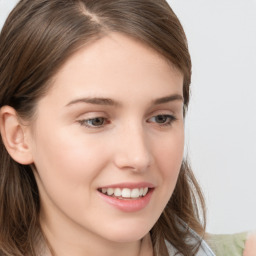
[165,226,216,256]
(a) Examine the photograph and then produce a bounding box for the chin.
[103,223,152,243]
[108,233,147,243]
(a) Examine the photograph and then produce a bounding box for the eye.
[147,114,176,126]
[78,117,109,128]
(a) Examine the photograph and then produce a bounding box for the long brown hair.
[0,0,206,255]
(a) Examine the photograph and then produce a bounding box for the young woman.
[0,0,253,255]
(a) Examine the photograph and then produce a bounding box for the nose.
[113,124,153,172]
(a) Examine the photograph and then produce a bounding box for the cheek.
[156,130,184,175]
[152,128,184,196]
[31,127,112,219]
[31,126,108,192]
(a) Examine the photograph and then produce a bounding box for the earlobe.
[0,106,34,165]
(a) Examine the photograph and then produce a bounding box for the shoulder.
[206,231,256,256]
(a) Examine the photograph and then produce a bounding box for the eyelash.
[77,117,109,128]
[77,114,177,129]
[147,114,177,126]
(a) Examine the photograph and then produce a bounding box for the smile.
[97,182,154,212]
[98,187,149,199]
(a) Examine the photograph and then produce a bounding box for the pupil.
[92,118,104,126]
[156,115,166,123]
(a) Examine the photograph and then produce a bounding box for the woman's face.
[28,33,184,245]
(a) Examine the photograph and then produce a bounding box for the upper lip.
[98,182,155,189]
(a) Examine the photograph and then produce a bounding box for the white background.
[1,0,256,234]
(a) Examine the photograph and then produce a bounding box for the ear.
[0,106,34,165]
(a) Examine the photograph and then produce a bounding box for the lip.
[97,182,155,212]
[98,188,154,212]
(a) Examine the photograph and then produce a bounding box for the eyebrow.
[66,97,120,107]
[65,94,183,107]
[152,94,184,105]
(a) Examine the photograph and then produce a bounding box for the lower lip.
[98,189,154,212]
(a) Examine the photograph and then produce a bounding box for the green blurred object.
[206,232,248,256]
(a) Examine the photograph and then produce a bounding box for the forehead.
[42,33,183,105]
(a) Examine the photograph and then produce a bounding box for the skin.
[1,33,184,256]
[244,233,256,256]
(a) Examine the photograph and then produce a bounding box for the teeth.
[107,188,114,196]
[114,188,122,197]
[143,187,148,196]
[131,188,140,198]
[122,188,131,198]
[100,187,149,198]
